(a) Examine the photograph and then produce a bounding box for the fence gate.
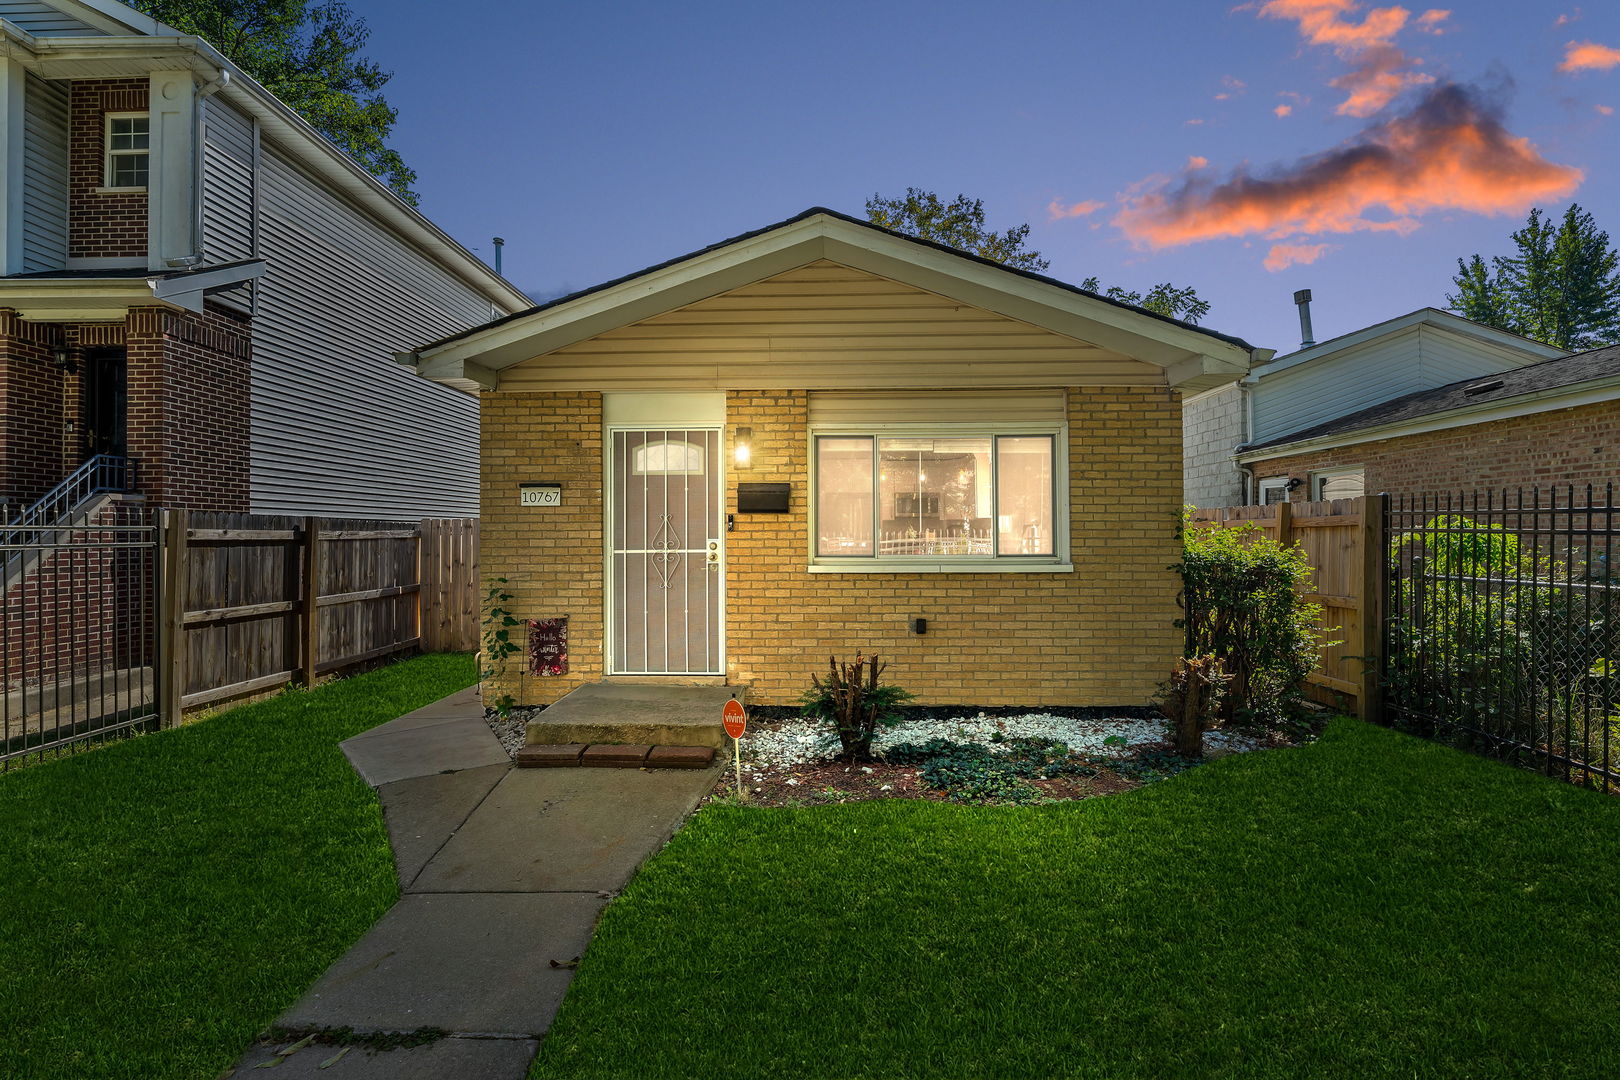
[1,502,159,765]
[1387,487,1619,793]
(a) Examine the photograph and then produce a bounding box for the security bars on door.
[610,429,722,675]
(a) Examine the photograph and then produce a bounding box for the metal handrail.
[1,455,138,560]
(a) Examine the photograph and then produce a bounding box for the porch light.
[734,426,752,468]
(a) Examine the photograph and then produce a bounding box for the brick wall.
[1183,384,1246,507]
[69,79,149,261]
[479,392,605,704]
[0,311,66,507]
[1252,398,1620,503]
[480,387,1184,708]
[125,305,251,511]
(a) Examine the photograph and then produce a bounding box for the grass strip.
[0,652,476,1080]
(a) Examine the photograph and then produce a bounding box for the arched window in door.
[633,439,705,475]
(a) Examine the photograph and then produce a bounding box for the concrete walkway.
[230,686,722,1078]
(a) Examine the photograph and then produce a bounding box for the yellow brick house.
[399,209,1267,708]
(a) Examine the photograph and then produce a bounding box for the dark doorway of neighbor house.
[83,347,128,458]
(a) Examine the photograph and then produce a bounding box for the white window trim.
[103,112,150,190]
[806,420,1072,573]
[1310,465,1366,501]
[1257,476,1291,506]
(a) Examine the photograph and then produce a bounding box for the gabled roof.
[1245,307,1565,383]
[1241,343,1620,458]
[401,208,1266,393]
[2,1,530,311]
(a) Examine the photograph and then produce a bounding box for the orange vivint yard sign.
[723,698,746,739]
[723,697,746,797]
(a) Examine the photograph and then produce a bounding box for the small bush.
[800,654,913,762]
[1177,512,1324,726]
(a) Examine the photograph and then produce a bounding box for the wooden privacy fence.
[159,511,478,723]
[1189,495,1387,721]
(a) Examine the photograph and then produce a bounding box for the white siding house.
[0,0,529,518]
[1183,309,1567,507]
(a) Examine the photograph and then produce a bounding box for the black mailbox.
[737,482,791,513]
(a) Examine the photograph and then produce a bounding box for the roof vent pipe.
[493,237,505,277]
[1293,288,1315,349]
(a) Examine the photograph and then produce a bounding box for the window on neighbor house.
[813,433,1057,560]
[104,114,149,189]
[1257,477,1291,505]
[1312,467,1365,501]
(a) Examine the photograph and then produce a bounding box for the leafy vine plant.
[481,577,522,718]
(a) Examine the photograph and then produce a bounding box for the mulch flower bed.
[705,711,1303,808]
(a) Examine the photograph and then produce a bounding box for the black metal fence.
[1,501,159,767]
[1387,486,1619,793]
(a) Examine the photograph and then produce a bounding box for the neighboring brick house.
[400,208,1266,707]
[1183,307,1564,507]
[1238,344,1620,503]
[0,0,530,521]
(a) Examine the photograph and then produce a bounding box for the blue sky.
[353,1,1620,354]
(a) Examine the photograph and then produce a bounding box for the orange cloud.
[1416,8,1449,31]
[1047,199,1105,220]
[1332,45,1435,116]
[1260,0,1408,49]
[1115,84,1583,251]
[1276,104,1294,116]
[1259,0,1434,115]
[1188,155,1210,169]
[1560,40,1620,73]
[1555,11,1580,28]
[1598,104,1615,115]
[1264,242,1333,271]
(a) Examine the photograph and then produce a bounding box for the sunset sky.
[354,0,1620,355]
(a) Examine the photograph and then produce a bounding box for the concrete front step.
[517,743,715,770]
[523,682,744,751]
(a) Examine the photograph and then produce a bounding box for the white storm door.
[609,428,723,675]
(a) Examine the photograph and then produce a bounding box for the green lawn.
[535,719,1620,1080]
[0,652,476,1080]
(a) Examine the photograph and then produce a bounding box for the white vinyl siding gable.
[20,73,68,272]
[1249,324,1541,445]
[248,140,498,518]
[0,1,109,35]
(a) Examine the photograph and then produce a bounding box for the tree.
[1078,277,1212,325]
[1446,204,1620,351]
[865,189,1049,271]
[126,0,417,203]
[865,188,1212,324]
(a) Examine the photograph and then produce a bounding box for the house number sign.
[520,484,562,507]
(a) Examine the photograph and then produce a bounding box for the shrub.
[1176,512,1323,726]
[800,654,913,762]
[1157,654,1230,756]
[882,737,1094,803]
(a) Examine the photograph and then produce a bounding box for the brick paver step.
[518,743,717,769]
[515,743,586,768]
[646,745,716,769]
[580,744,652,768]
